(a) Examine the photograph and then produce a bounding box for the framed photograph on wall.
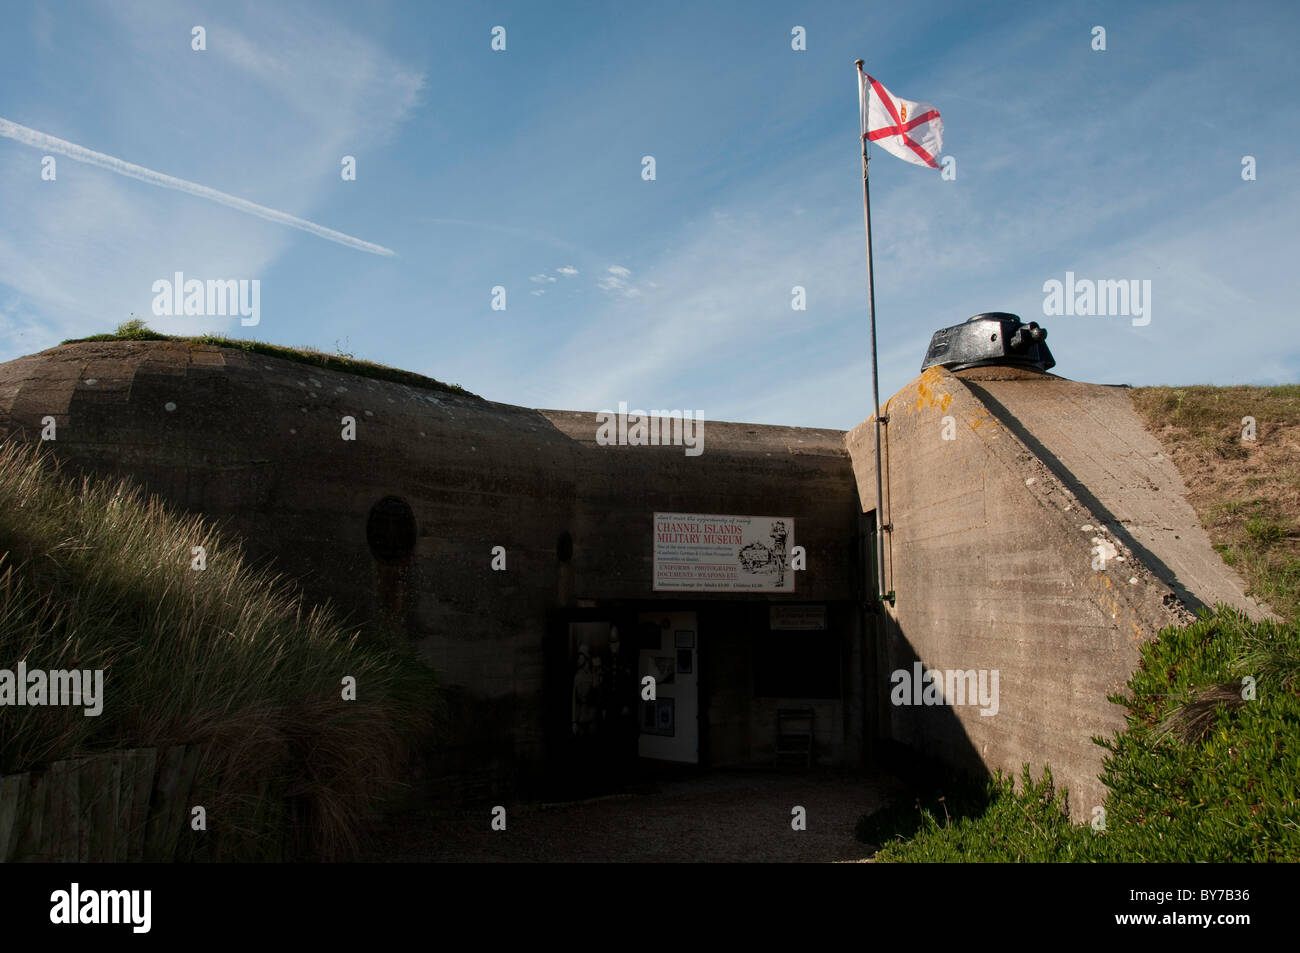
[656,697,675,735]
[642,697,675,736]
[653,656,675,685]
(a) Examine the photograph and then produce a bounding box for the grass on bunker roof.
[1131,384,1300,623]
[63,319,478,400]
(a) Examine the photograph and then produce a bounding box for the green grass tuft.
[0,440,442,859]
[62,319,478,400]
[1245,515,1285,548]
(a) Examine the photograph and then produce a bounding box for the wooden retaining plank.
[13,768,48,861]
[46,760,80,862]
[77,757,102,863]
[176,745,204,860]
[81,755,122,862]
[123,748,157,863]
[113,753,138,862]
[74,759,92,864]
[163,745,204,863]
[143,745,190,862]
[3,744,227,864]
[0,773,28,863]
[174,745,211,863]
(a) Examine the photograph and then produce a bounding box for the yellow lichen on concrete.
[913,367,953,414]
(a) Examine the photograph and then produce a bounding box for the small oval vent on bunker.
[366,496,416,563]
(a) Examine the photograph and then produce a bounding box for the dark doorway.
[542,608,645,799]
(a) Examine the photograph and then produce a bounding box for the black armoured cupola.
[920,312,1056,373]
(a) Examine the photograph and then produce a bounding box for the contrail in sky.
[0,116,396,257]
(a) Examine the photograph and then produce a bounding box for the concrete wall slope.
[846,365,1207,816]
[953,366,1272,621]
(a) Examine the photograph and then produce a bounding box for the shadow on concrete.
[960,380,1207,615]
[873,616,993,794]
[854,740,998,849]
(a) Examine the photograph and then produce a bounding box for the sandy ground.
[363,768,898,863]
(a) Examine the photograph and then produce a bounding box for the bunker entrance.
[542,600,862,799]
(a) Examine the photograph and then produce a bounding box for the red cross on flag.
[858,66,943,169]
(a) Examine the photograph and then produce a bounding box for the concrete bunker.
[0,335,1269,813]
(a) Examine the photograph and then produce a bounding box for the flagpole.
[857,59,893,606]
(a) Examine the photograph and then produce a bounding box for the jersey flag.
[858,67,943,169]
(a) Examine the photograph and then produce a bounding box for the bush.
[870,767,1094,862]
[860,606,1300,861]
[1092,606,1300,861]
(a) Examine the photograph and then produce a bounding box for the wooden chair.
[775,707,814,768]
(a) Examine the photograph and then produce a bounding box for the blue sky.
[1,0,1297,430]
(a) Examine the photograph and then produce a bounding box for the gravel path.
[365,769,898,862]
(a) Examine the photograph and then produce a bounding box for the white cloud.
[0,117,395,256]
[530,273,557,283]
[596,264,645,298]
[0,1,423,356]
[556,265,578,276]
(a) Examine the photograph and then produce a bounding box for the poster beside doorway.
[637,611,699,763]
